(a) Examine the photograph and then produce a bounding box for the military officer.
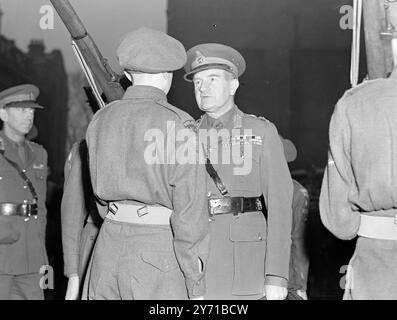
[184,43,293,300]
[61,139,103,300]
[320,1,397,299]
[0,84,48,300]
[84,27,210,300]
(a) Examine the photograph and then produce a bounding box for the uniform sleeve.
[169,128,210,298]
[319,101,360,240]
[289,183,310,291]
[61,142,87,277]
[261,123,293,288]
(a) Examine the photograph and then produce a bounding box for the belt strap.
[357,214,397,240]
[105,202,172,225]
[0,151,38,203]
[0,203,38,217]
[208,196,265,216]
[205,158,229,196]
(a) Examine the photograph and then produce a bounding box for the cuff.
[63,254,80,277]
[185,274,206,298]
[265,275,288,288]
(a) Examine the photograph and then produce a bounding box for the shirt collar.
[122,85,167,102]
[204,105,241,130]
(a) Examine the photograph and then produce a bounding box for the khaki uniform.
[320,68,397,299]
[199,106,293,299]
[85,86,210,299]
[61,140,103,292]
[0,131,48,299]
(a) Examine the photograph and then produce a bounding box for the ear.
[0,108,8,122]
[230,78,239,95]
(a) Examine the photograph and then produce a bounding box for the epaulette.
[246,113,270,124]
[341,78,382,99]
[105,100,121,108]
[26,140,39,152]
[0,137,4,151]
[155,100,186,121]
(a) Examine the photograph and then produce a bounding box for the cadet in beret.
[184,43,293,300]
[84,27,210,300]
[0,84,48,299]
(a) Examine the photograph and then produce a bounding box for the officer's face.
[2,107,35,136]
[193,69,239,114]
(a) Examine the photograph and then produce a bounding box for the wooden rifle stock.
[50,0,125,102]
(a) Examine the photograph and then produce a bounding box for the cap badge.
[195,51,205,65]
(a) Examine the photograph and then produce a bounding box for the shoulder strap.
[0,150,38,203]
[205,158,229,196]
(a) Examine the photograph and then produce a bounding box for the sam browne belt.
[209,196,264,217]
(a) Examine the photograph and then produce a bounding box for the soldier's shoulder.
[26,140,47,159]
[340,78,385,100]
[155,100,194,125]
[242,113,276,132]
[26,140,45,152]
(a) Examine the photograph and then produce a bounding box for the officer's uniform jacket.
[85,85,210,298]
[61,140,103,278]
[289,179,310,292]
[0,130,48,275]
[198,105,293,297]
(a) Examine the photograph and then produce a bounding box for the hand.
[65,275,80,300]
[296,290,308,300]
[264,285,287,300]
[190,296,204,300]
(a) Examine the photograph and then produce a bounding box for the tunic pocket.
[229,213,267,295]
[140,251,179,273]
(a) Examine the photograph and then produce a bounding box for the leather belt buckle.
[229,197,243,215]
[208,198,223,220]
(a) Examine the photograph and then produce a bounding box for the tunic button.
[0,177,2,180]
[22,169,26,173]
[23,186,27,189]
